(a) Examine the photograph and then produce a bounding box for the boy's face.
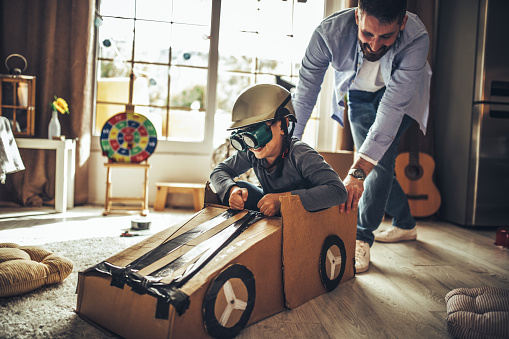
[249,120,285,161]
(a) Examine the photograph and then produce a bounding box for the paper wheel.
[319,235,346,291]
[100,112,157,163]
[203,264,255,338]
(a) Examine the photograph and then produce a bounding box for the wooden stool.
[154,182,205,212]
[103,162,150,216]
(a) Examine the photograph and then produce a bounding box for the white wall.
[88,138,212,208]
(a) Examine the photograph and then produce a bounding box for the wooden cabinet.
[0,75,36,137]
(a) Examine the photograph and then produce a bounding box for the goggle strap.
[280,94,292,111]
[275,94,292,120]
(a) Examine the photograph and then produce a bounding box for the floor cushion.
[0,243,73,297]
[445,287,509,339]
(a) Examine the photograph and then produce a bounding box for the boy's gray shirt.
[210,137,347,212]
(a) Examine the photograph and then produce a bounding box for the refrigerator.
[434,0,509,227]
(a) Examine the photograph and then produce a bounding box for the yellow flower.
[51,96,70,114]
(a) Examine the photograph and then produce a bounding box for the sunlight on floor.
[0,205,195,246]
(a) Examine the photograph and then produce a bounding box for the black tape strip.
[82,210,263,318]
[173,211,263,287]
[156,297,171,319]
[175,211,263,287]
[128,209,238,271]
[83,261,127,289]
[145,211,262,318]
[149,231,226,278]
[150,211,263,284]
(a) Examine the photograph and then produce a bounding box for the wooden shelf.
[0,75,36,137]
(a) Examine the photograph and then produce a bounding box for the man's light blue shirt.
[293,8,432,162]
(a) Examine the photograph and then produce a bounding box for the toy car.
[76,183,357,338]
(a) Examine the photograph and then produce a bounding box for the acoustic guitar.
[395,124,441,218]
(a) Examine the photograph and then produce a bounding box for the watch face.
[349,168,366,180]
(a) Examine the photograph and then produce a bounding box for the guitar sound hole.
[404,164,423,181]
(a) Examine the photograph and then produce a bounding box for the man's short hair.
[358,0,407,25]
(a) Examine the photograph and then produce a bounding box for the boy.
[210,84,347,217]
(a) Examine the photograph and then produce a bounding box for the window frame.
[91,0,340,156]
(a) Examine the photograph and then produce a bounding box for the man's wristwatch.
[348,168,367,181]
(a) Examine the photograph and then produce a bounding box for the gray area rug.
[0,236,146,338]
[0,236,146,339]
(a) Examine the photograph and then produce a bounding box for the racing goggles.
[230,122,272,151]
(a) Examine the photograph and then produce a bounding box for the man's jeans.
[348,88,416,246]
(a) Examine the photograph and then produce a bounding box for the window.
[95,0,325,152]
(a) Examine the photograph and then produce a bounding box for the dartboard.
[100,112,157,163]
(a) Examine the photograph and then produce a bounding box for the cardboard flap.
[319,151,354,180]
[280,194,357,309]
[204,181,223,205]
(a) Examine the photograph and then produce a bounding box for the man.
[292,0,431,273]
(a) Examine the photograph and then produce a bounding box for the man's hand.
[229,186,248,210]
[257,193,285,217]
[339,175,364,214]
[339,157,374,214]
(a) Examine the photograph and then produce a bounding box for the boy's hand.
[229,186,248,210]
[257,193,283,217]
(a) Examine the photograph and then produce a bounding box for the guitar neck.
[408,122,420,165]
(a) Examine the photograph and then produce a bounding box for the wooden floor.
[1,206,507,338]
[238,217,508,339]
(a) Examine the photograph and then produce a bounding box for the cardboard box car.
[76,151,356,338]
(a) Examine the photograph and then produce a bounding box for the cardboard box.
[76,154,357,338]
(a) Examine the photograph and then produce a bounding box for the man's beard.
[359,40,390,62]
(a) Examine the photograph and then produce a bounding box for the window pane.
[96,103,125,132]
[146,107,166,138]
[171,24,210,68]
[301,112,318,146]
[218,31,255,72]
[255,0,293,37]
[98,60,130,79]
[220,0,260,32]
[168,66,207,141]
[99,0,135,18]
[98,18,134,61]
[135,0,172,22]
[140,64,170,107]
[214,73,254,148]
[216,73,253,115]
[172,0,211,25]
[169,67,207,108]
[134,20,171,63]
[168,109,205,142]
[258,58,290,76]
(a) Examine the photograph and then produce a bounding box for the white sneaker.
[355,240,370,273]
[375,225,417,243]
